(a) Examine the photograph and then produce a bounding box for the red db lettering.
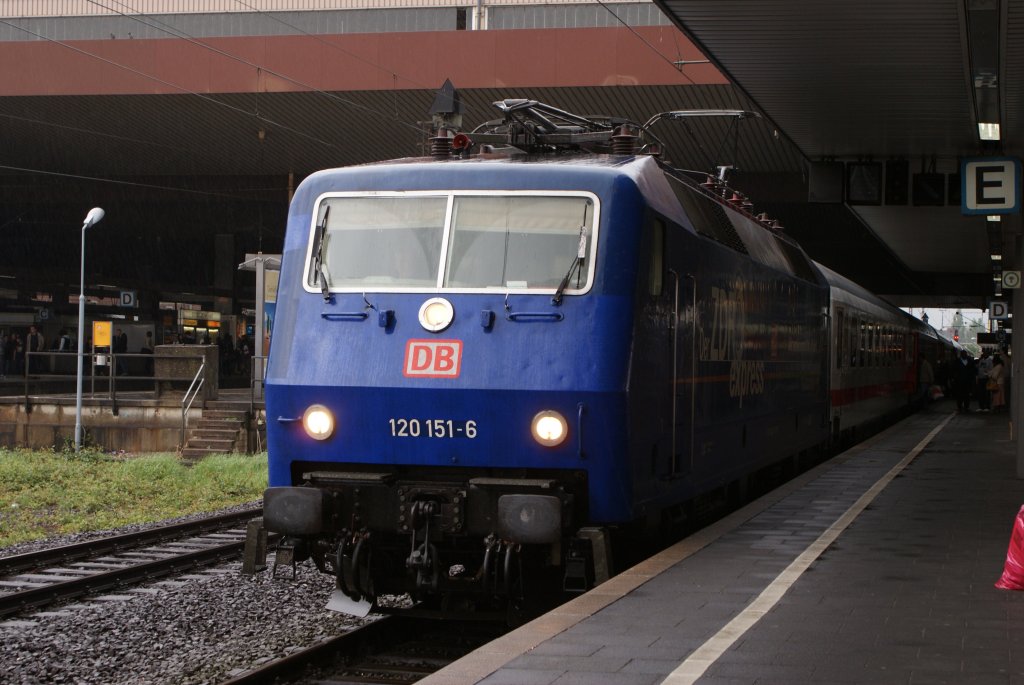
[404,340,463,378]
[412,346,432,371]
[434,346,455,372]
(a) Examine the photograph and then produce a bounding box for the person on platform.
[1,332,13,378]
[989,354,1007,413]
[25,325,45,374]
[113,327,128,376]
[919,356,934,403]
[976,351,993,412]
[953,349,976,413]
[141,331,154,376]
[57,329,71,352]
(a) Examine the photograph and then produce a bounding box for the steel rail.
[219,615,504,685]
[0,536,249,618]
[0,508,261,577]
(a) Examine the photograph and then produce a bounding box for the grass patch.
[0,448,267,549]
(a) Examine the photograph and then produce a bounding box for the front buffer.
[262,462,608,617]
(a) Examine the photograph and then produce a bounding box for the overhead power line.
[0,17,340,149]
[87,0,428,135]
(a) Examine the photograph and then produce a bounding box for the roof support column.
[1014,232,1024,477]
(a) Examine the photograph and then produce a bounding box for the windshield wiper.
[552,224,587,305]
[312,205,331,301]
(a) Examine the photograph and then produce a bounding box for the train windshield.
[308,192,596,293]
[311,196,448,289]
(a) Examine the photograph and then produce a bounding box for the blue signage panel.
[961,157,1021,215]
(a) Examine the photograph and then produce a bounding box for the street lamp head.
[83,207,105,229]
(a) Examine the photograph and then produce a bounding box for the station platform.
[423,401,1024,684]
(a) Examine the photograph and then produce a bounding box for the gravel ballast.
[0,504,376,685]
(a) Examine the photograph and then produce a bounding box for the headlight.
[303,404,335,440]
[531,410,567,447]
[418,297,454,332]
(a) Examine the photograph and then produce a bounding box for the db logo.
[403,340,463,378]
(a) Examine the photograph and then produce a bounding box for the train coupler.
[327,532,374,617]
[406,501,441,594]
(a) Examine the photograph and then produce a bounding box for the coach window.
[872,322,879,367]
[851,317,860,366]
[881,324,887,365]
[865,321,872,367]
[856,317,864,366]
[836,308,845,369]
[873,322,880,367]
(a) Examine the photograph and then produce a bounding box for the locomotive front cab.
[262,168,632,615]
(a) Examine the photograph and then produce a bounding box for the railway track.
[0,508,262,619]
[220,614,505,685]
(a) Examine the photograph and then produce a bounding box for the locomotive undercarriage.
[262,465,591,616]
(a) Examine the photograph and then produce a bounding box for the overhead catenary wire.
[0,163,275,201]
[0,112,182,152]
[2,1,706,161]
[0,3,715,192]
[230,0,495,121]
[0,17,340,150]
[86,0,428,136]
[592,0,698,86]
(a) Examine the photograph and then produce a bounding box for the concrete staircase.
[181,400,250,460]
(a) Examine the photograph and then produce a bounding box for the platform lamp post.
[75,207,105,452]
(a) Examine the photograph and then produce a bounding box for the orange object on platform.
[995,505,1024,590]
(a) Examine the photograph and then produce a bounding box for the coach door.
[670,267,696,475]
[660,220,696,477]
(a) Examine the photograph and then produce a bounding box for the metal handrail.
[250,354,267,408]
[14,351,205,402]
[250,354,268,453]
[180,360,206,451]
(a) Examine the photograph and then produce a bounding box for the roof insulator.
[430,129,453,159]
[611,125,639,155]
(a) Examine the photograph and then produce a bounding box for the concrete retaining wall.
[0,399,188,452]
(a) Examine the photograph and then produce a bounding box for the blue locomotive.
[261,100,950,615]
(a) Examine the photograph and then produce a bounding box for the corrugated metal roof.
[655,0,978,160]
[653,0,1018,306]
[0,83,797,177]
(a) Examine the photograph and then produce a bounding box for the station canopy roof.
[0,2,1016,309]
[652,0,1024,310]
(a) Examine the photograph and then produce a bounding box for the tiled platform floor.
[423,402,1024,685]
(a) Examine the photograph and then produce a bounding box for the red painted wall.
[0,27,725,96]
